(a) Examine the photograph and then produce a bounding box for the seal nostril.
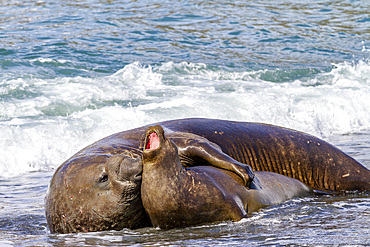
[133,173,142,182]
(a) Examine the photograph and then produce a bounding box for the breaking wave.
[1,60,370,176]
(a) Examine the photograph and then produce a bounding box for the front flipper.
[171,136,254,188]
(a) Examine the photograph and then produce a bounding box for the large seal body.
[142,125,311,229]
[162,118,370,192]
[45,120,254,233]
[45,118,370,233]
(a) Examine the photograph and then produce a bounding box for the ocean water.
[1,0,370,246]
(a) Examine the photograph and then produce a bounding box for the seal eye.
[98,174,109,183]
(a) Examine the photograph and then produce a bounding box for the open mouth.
[145,131,160,151]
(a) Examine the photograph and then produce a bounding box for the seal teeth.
[146,131,160,151]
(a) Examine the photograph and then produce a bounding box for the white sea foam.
[30,58,71,64]
[1,60,370,177]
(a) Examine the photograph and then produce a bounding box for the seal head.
[45,153,149,233]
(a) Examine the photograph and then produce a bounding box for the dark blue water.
[2,0,369,75]
[1,0,370,246]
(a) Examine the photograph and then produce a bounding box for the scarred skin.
[141,125,311,229]
[45,118,370,233]
[45,152,146,233]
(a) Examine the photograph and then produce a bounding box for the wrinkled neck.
[143,142,184,178]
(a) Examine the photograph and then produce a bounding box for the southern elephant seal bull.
[45,118,370,233]
[141,125,311,229]
[45,119,254,233]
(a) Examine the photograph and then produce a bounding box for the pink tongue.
[146,132,160,150]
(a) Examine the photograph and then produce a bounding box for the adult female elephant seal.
[142,125,311,229]
[45,118,370,233]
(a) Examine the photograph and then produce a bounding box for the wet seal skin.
[141,125,311,229]
[45,118,370,233]
[44,153,147,233]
